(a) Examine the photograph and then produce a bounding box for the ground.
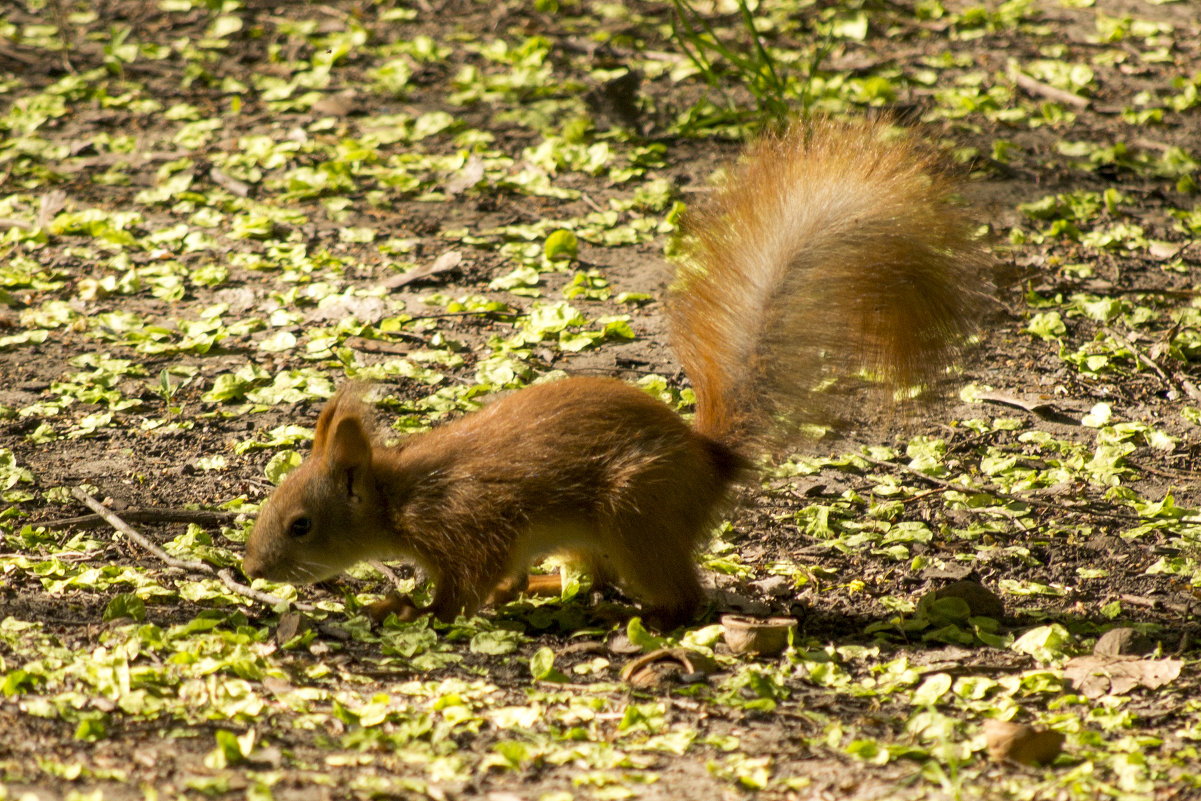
[1,0,1200,799]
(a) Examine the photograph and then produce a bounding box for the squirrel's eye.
[289,517,313,538]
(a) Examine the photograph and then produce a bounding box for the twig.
[1012,71,1090,109]
[49,0,76,73]
[71,488,210,573]
[976,392,1082,425]
[369,560,403,584]
[1125,459,1201,482]
[1102,326,1172,385]
[216,568,306,611]
[1101,326,1201,402]
[69,487,311,612]
[41,508,242,531]
[404,309,518,322]
[854,456,1147,523]
[900,486,948,505]
[1118,593,1159,609]
[856,455,967,492]
[380,250,462,290]
[579,192,605,213]
[342,336,419,355]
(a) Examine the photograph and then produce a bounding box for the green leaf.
[911,672,953,706]
[74,714,107,741]
[1026,311,1066,340]
[470,628,525,655]
[103,593,147,622]
[1011,624,1074,661]
[264,450,303,484]
[205,729,250,769]
[530,646,566,681]
[544,229,579,262]
[626,618,667,652]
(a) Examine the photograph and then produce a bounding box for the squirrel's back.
[668,116,991,447]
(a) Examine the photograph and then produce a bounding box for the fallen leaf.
[446,157,486,195]
[984,719,1065,766]
[307,295,388,323]
[210,166,251,197]
[976,392,1082,425]
[312,91,358,117]
[38,189,67,228]
[367,590,423,625]
[620,647,716,688]
[382,250,462,289]
[1093,627,1155,657]
[1064,654,1182,698]
[932,579,1005,619]
[275,612,311,646]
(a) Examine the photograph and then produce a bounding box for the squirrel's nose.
[242,555,265,580]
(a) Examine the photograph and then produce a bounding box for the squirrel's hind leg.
[603,539,705,630]
[484,571,531,606]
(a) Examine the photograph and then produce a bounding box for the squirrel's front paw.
[367,590,423,625]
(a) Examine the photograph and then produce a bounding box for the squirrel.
[242,116,991,628]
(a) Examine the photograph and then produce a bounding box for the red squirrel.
[242,117,991,627]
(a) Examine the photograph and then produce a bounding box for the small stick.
[1102,326,1172,385]
[216,568,306,611]
[1100,326,1201,402]
[855,456,1146,523]
[342,337,418,355]
[899,486,949,505]
[1012,71,1090,109]
[403,310,518,322]
[857,455,967,492]
[1124,459,1201,482]
[41,508,242,531]
[1118,594,1159,610]
[70,487,311,612]
[71,487,209,573]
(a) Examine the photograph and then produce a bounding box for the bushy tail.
[667,116,992,448]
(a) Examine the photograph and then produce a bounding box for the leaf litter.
[1,0,1201,799]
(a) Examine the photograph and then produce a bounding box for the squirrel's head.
[242,388,386,584]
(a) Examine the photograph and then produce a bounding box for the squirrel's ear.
[310,394,342,457]
[326,414,373,473]
[312,384,368,457]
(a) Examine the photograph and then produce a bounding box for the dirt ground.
[2,0,1201,799]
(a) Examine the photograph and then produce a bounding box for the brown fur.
[243,378,741,627]
[243,117,991,627]
[669,116,991,445]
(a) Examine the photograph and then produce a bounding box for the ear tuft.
[311,382,374,457]
[327,414,373,472]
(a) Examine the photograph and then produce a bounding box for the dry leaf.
[1064,655,1182,698]
[366,590,422,625]
[984,719,1065,766]
[933,579,1005,618]
[312,91,358,117]
[620,648,716,688]
[446,157,486,195]
[210,166,251,197]
[382,250,462,290]
[343,336,414,356]
[306,295,388,323]
[977,392,1082,425]
[275,611,311,646]
[38,189,67,228]
[1094,627,1155,657]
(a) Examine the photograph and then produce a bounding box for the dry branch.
[1012,71,1090,109]
[70,487,311,612]
[41,507,242,531]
